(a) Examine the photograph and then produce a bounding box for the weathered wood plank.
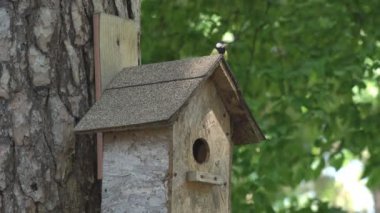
[97,13,139,90]
[102,128,171,212]
[93,13,139,179]
[171,80,232,213]
[186,171,224,185]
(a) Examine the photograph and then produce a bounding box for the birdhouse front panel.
[171,80,232,213]
[102,128,171,212]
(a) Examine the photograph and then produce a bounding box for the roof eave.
[214,57,265,145]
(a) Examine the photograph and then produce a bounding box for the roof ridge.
[105,55,223,90]
[104,75,206,91]
[121,55,222,70]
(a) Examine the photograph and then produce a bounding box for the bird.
[211,42,228,60]
[215,42,226,54]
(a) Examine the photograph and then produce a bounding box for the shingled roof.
[75,55,265,144]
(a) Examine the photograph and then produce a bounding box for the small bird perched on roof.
[215,42,226,54]
[211,42,228,60]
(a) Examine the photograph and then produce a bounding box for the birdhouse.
[75,55,264,212]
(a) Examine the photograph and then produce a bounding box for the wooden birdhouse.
[75,55,264,212]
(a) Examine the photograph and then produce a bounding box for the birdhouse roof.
[75,55,264,144]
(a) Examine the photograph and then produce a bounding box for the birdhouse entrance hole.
[192,138,210,164]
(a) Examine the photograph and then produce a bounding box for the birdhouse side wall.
[102,128,171,212]
[171,80,232,213]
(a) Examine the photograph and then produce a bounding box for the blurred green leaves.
[141,0,380,211]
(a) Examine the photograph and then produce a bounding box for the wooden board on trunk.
[93,13,139,179]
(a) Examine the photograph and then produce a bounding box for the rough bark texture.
[0,0,139,212]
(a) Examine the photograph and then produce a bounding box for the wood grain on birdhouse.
[102,128,170,212]
[171,80,232,213]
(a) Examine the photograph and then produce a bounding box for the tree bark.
[0,0,139,212]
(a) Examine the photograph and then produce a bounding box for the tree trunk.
[0,1,140,212]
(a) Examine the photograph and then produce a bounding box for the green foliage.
[141,0,380,211]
